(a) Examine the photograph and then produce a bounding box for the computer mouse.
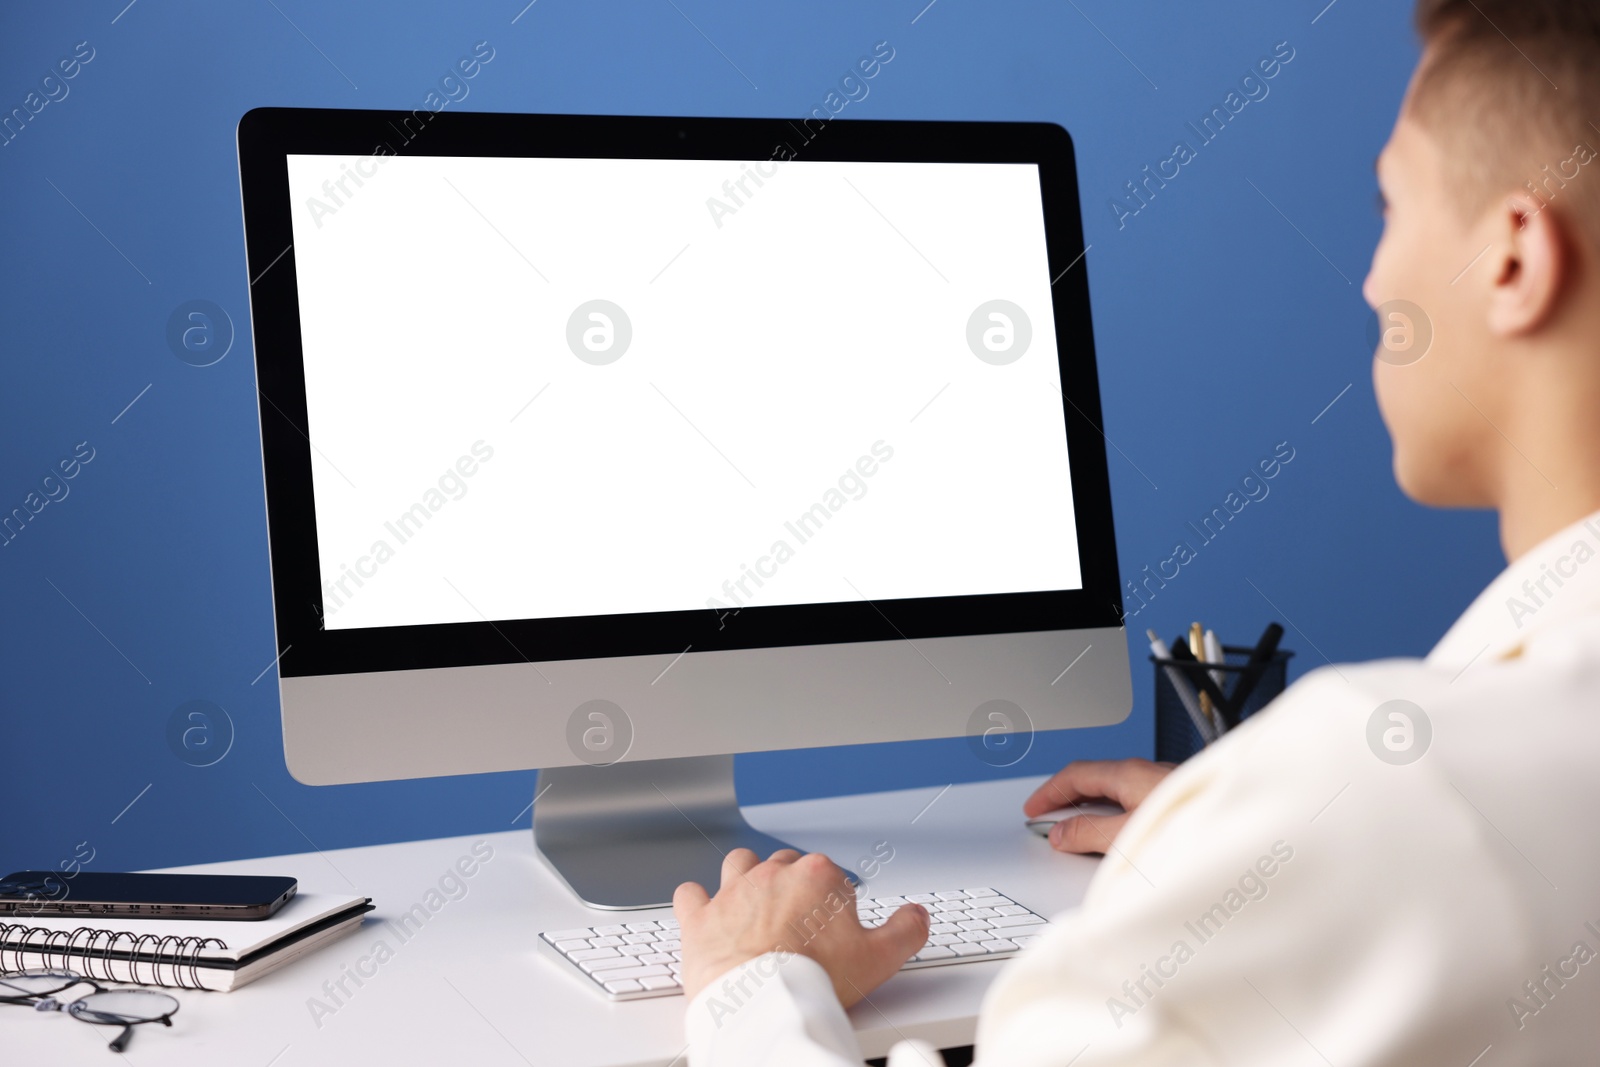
[1026,801,1125,836]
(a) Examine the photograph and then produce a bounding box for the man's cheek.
[1373,357,1443,463]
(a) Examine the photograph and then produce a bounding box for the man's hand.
[1023,758,1175,854]
[673,848,930,1006]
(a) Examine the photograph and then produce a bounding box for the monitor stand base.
[532,754,800,910]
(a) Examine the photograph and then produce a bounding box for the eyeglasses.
[0,969,179,1052]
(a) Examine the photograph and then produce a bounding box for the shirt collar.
[1428,509,1600,670]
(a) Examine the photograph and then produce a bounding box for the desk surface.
[2,776,1099,1066]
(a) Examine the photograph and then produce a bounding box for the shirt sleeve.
[684,953,864,1067]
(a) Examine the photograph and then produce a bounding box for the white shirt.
[684,509,1600,1066]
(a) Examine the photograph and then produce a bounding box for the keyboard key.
[929,933,961,945]
[619,944,654,956]
[906,894,938,904]
[656,939,680,951]
[640,976,679,991]
[994,905,1029,916]
[591,935,625,947]
[965,908,998,919]
[623,933,655,944]
[593,964,671,982]
[982,939,1019,953]
[963,889,996,898]
[929,923,959,934]
[935,890,969,900]
[569,948,620,962]
[639,952,674,966]
[965,897,1009,910]
[604,979,643,995]
[957,919,994,932]
[657,918,680,929]
[989,914,1046,929]
[580,957,639,974]
[554,939,591,952]
[933,900,967,913]
[625,921,661,933]
[913,945,956,961]
[1011,935,1042,947]
[546,928,598,942]
[949,942,987,956]
[594,924,630,937]
[876,896,907,907]
[958,931,991,943]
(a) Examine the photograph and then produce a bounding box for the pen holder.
[1153,646,1294,764]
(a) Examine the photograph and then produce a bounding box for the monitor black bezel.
[237,107,1124,679]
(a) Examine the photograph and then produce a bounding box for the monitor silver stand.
[532,754,800,910]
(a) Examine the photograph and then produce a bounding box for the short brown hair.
[1410,0,1600,233]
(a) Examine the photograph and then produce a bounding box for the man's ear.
[1486,190,1570,337]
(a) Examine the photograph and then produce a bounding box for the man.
[674,1,1600,1063]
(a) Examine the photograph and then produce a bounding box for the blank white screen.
[284,153,1082,630]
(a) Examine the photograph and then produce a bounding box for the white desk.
[3,776,1099,1065]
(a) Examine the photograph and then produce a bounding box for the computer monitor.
[237,108,1130,908]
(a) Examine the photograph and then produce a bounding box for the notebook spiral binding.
[0,920,227,991]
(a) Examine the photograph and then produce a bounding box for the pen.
[1168,639,1233,721]
[1189,622,1222,735]
[1147,629,1217,744]
[1203,627,1226,706]
[1225,622,1285,727]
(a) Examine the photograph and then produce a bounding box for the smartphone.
[0,871,298,920]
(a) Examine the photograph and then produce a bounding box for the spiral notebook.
[0,892,373,992]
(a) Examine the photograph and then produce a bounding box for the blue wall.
[1,0,1501,874]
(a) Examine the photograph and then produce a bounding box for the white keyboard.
[537,887,1050,1001]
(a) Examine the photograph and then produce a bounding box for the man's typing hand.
[1024,758,1175,854]
[673,848,930,1006]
